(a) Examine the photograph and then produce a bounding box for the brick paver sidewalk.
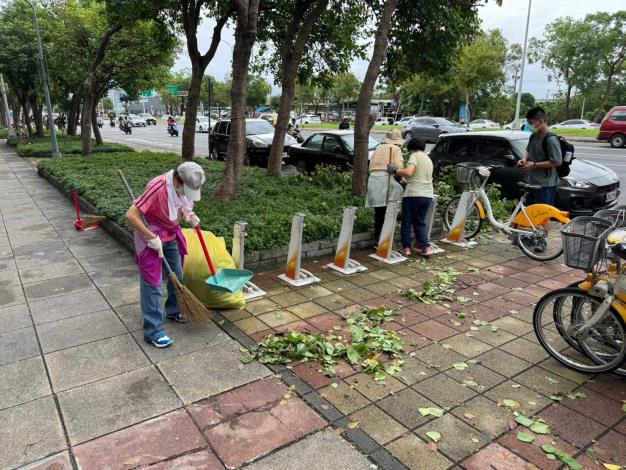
[1,144,624,470]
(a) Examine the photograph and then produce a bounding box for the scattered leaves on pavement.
[566,392,587,400]
[347,422,359,429]
[529,419,551,435]
[502,399,520,409]
[540,444,582,470]
[464,412,477,420]
[425,431,441,443]
[452,362,469,371]
[515,415,534,427]
[419,407,444,417]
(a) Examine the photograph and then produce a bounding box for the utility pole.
[25,0,60,157]
[514,0,532,129]
[580,96,586,120]
[0,74,15,138]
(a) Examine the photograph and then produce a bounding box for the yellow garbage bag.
[182,228,246,309]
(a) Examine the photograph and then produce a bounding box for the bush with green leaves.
[17,138,133,157]
[38,151,374,252]
[0,127,7,139]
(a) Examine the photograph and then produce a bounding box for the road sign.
[139,99,149,103]
[165,85,179,95]
[141,90,153,97]
[177,91,188,97]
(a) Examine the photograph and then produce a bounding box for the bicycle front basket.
[560,216,614,271]
[594,205,626,228]
[456,162,483,185]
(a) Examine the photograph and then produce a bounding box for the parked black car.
[209,119,297,167]
[285,130,381,172]
[430,131,620,216]
[402,116,469,143]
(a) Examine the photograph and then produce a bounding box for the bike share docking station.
[278,213,321,287]
[441,192,478,248]
[327,206,368,275]
[232,221,266,301]
[370,201,407,264]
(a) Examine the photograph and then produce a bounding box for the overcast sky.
[174,0,624,100]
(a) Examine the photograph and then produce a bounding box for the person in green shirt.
[388,137,434,257]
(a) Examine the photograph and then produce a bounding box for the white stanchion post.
[327,206,367,275]
[278,213,320,286]
[426,196,445,254]
[232,221,266,301]
[369,201,406,264]
[440,192,478,248]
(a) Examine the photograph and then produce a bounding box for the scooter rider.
[125,162,206,348]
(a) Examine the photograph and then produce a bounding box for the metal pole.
[580,96,585,120]
[25,0,60,157]
[0,74,14,136]
[514,0,532,129]
[207,78,212,158]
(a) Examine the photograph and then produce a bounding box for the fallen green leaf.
[452,362,469,371]
[515,415,534,427]
[425,431,441,443]
[503,399,520,409]
[419,407,444,417]
[530,419,550,435]
[517,431,535,443]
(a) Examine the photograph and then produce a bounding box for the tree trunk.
[81,24,122,156]
[352,0,399,197]
[181,67,203,161]
[564,84,572,120]
[266,0,330,176]
[11,102,19,129]
[30,97,44,137]
[214,0,260,201]
[595,70,614,122]
[67,95,79,136]
[22,101,32,137]
[91,105,102,146]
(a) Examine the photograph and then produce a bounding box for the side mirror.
[432,124,440,128]
[333,145,343,153]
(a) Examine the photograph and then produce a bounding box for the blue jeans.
[140,240,183,341]
[527,186,556,205]
[401,197,433,249]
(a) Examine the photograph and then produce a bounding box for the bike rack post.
[327,206,367,275]
[232,221,266,301]
[278,213,321,286]
[426,196,445,254]
[369,201,406,265]
[440,192,478,248]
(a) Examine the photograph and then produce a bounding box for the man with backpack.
[517,106,574,252]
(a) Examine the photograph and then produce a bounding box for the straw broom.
[81,214,106,228]
[117,170,214,323]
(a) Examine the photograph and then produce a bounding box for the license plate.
[606,190,617,202]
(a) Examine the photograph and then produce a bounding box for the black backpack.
[529,132,575,178]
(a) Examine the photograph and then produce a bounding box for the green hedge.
[17,138,133,157]
[38,152,373,252]
[0,127,7,139]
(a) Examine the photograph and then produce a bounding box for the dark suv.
[430,131,620,216]
[209,119,297,167]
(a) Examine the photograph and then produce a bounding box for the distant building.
[106,89,167,116]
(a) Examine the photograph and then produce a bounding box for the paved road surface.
[99,125,626,203]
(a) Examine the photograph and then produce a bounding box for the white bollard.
[369,201,406,265]
[278,213,320,287]
[232,221,266,301]
[327,206,367,275]
[426,196,445,254]
[440,192,478,248]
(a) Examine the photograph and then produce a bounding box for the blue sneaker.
[166,312,188,323]
[150,334,173,348]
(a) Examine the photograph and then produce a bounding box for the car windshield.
[434,118,460,127]
[511,137,529,155]
[245,120,274,135]
[342,134,380,151]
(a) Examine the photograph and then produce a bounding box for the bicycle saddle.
[517,182,541,190]
[612,243,626,260]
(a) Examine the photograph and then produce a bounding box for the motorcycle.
[287,127,304,143]
[109,118,115,127]
[119,121,132,135]
[167,123,179,137]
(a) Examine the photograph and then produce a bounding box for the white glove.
[185,212,200,228]
[147,236,163,258]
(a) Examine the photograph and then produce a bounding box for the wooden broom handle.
[195,226,217,276]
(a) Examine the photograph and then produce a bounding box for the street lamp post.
[514,0,532,129]
[24,0,60,157]
[207,78,212,158]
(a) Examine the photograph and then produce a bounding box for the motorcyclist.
[339,117,350,130]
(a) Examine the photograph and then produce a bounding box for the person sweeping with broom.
[126,162,206,348]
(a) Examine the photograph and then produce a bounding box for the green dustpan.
[205,268,254,293]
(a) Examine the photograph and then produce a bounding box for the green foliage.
[402,267,460,304]
[37,152,374,252]
[0,128,7,139]
[241,307,404,382]
[17,140,132,158]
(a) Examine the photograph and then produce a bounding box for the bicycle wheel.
[516,219,565,261]
[533,287,626,374]
[443,195,483,239]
